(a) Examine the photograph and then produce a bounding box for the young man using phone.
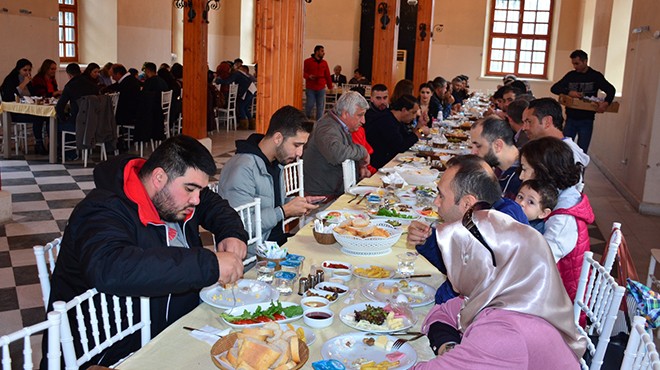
[219,106,325,249]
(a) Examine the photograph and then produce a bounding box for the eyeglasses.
[462,201,497,267]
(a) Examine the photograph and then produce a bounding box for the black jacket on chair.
[111,75,141,126]
[55,75,99,127]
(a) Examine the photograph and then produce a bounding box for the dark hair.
[36,59,57,78]
[313,45,324,53]
[158,67,179,91]
[501,85,523,97]
[372,84,388,93]
[432,76,447,89]
[510,80,528,94]
[66,63,81,76]
[418,82,434,92]
[143,62,157,73]
[528,98,564,130]
[171,63,183,79]
[128,68,139,76]
[83,63,100,76]
[139,135,216,180]
[446,155,502,205]
[233,58,243,65]
[1,59,32,99]
[570,49,588,60]
[265,105,312,139]
[506,99,529,124]
[519,137,582,190]
[111,64,127,76]
[520,179,558,210]
[159,63,170,70]
[353,68,362,75]
[391,79,414,103]
[390,94,417,111]
[474,116,515,146]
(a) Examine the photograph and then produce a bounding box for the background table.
[1,102,58,163]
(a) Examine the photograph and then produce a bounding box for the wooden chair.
[54,289,151,369]
[342,159,357,193]
[621,316,660,369]
[574,251,626,370]
[215,83,238,132]
[282,159,305,230]
[0,311,62,370]
[33,237,62,310]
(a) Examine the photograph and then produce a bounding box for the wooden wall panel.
[412,0,435,89]
[371,0,401,91]
[182,0,208,139]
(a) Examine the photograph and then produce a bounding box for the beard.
[275,143,296,165]
[152,185,191,222]
[483,147,500,168]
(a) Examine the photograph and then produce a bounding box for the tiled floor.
[1,129,659,368]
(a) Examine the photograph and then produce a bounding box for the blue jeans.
[563,117,594,153]
[305,89,326,120]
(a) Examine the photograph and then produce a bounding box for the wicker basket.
[332,222,403,255]
[210,332,309,369]
[313,229,336,245]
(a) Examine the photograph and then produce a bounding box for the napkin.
[188,325,231,345]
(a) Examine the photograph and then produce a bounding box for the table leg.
[49,117,56,163]
[2,112,10,159]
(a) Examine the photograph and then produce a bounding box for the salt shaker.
[316,269,325,284]
[298,277,309,295]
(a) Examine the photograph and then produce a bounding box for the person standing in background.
[551,49,615,153]
[303,45,333,120]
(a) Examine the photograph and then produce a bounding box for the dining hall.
[1,0,659,369]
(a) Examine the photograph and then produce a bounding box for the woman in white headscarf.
[413,208,586,369]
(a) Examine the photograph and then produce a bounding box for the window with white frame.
[58,0,78,62]
[486,0,554,79]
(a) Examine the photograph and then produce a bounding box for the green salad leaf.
[219,301,302,322]
[377,208,415,219]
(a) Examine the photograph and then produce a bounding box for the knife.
[392,274,432,279]
[183,326,223,337]
[356,191,372,205]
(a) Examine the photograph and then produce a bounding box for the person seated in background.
[417,82,440,127]
[171,63,183,88]
[364,94,425,169]
[519,137,594,302]
[98,62,114,87]
[142,62,168,93]
[365,83,389,122]
[42,136,248,368]
[158,66,182,128]
[233,58,243,71]
[431,77,454,120]
[412,210,585,369]
[215,62,254,129]
[31,59,62,98]
[407,155,528,304]
[219,106,324,248]
[469,116,522,200]
[484,85,523,119]
[348,68,369,85]
[108,64,141,128]
[505,98,531,148]
[303,91,371,198]
[82,62,101,85]
[450,75,469,108]
[331,65,347,86]
[55,63,100,160]
[1,59,46,153]
[390,79,414,104]
[515,179,558,234]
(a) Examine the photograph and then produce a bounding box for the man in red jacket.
[303,45,333,120]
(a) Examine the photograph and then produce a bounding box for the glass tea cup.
[397,252,418,279]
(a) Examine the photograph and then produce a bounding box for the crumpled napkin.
[188,325,231,345]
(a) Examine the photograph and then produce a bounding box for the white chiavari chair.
[33,237,62,310]
[0,311,62,370]
[283,159,305,230]
[215,83,238,132]
[342,159,356,193]
[621,316,660,370]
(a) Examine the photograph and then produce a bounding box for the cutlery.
[183,326,223,337]
[392,274,432,279]
[356,192,372,205]
[243,255,257,266]
[347,193,360,203]
[392,333,425,350]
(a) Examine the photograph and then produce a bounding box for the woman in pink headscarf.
[413,208,586,369]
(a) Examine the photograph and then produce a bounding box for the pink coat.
[415,298,581,369]
[549,194,595,302]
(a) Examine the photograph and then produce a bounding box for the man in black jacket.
[109,64,140,127]
[42,136,248,368]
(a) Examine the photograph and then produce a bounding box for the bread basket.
[210,332,309,370]
[313,229,336,245]
[332,222,403,256]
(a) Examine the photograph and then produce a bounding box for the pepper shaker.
[316,269,325,284]
[298,277,309,295]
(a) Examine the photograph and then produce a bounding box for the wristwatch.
[438,341,457,355]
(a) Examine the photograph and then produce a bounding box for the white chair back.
[621,316,660,370]
[233,198,263,248]
[602,222,623,273]
[342,159,357,193]
[0,311,62,370]
[574,251,626,370]
[214,83,238,132]
[54,289,151,369]
[109,92,120,116]
[33,237,62,310]
[282,159,305,229]
[161,90,173,139]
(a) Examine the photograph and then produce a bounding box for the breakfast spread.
[334,219,391,238]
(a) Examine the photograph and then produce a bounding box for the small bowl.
[313,229,336,245]
[331,269,353,283]
[322,260,353,276]
[300,297,330,311]
[303,308,334,328]
[382,180,404,189]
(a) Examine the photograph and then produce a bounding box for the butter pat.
[374,336,388,349]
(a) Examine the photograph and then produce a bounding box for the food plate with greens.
[339,302,415,333]
[219,301,304,328]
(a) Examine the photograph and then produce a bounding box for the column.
[412,0,435,89]
[181,0,209,139]
[371,0,401,91]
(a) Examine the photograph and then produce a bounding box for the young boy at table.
[515,179,558,234]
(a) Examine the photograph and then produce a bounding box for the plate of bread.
[211,322,309,369]
[200,280,279,309]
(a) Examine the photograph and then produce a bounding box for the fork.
[347,193,360,203]
[356,192,372,205]
[392,333,425,350]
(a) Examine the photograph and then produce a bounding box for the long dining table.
[119,165,446,369]
[0,102,58,163]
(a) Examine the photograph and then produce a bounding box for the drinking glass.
[397,252,418,279]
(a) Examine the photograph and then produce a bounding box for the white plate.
[347,186,382,196]
[373,218,413,227]
[303,288,340,304]
[316,210,369,222]
[352,264,395,280]
[339,302,415,333]
[219,301,303,328]
[321,333,417,370]
[361,279,435,308]
[200,280,279,309]
[280,323,316,346]
[314,282,349,297]
[415,208,439,220]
